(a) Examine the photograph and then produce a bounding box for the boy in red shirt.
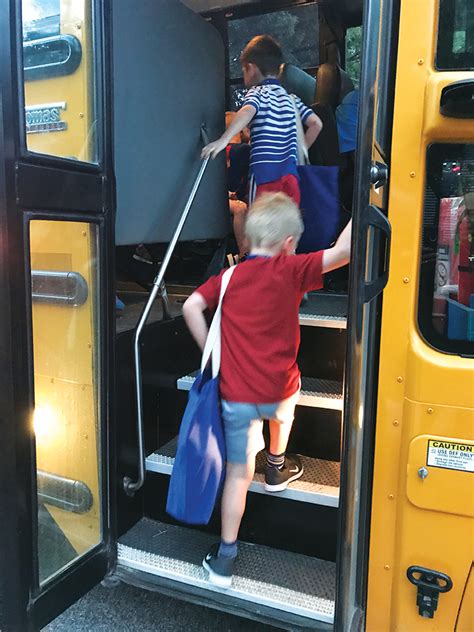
[183,193,352,587]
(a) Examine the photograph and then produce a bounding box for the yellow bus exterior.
[367,1,474,630]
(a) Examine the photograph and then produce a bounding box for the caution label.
[427,440,474,473]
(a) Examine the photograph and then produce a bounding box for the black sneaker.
[202,543,234,588]
[264,454,304,492]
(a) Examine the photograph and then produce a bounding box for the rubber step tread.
[299,293,347,329]
[177,374,343,411]
[118,518,335,624]
[146,439,340,507]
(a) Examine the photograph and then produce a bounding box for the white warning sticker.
[427,440,474,473]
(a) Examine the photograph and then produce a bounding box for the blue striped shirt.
[243,78,313,186]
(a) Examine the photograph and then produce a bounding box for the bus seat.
[310,63,356,171]
[314,63,355,110]
[308,104,340,167]
[113,1,230,246]
[279,63,317,107]
[279,63,338,166]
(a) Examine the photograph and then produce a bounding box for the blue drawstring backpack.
[291,97,341,254]
[166,266,236,525]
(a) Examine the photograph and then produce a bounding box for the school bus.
[0,0,472,630]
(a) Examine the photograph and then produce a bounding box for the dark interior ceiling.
[182,0,362,26]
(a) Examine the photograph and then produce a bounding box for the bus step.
[177,374,344,412]
[146,440,340,507]
[299,292,347,329]
[117,517,335,627]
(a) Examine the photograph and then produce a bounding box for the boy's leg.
[202,402,264,586]
[264,389,303,492]
[229,198,248,257]
[220,460,255,544]
[268,417,294,456]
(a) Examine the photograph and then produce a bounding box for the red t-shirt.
[196,252,324,403]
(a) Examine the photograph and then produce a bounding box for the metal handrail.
[123,125,211,496]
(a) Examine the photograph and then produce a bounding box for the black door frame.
[0,0,116,629]
[335,0,400,629]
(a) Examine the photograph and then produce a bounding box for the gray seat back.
[113,1,230,245]
[279,63,317,107]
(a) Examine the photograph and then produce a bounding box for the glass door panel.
[21,0,99,163]
[30,219,102,585]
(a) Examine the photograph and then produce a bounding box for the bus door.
[335,0,396,628]
[0,1,115,629]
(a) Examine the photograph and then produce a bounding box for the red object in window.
[458,210,474,306]
[435,197,463,292]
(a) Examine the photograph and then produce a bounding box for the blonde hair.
[245,192,304,249]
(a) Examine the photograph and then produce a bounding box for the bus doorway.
[3,0,472,630]
[0,0,388,629]
[110,1,389,630]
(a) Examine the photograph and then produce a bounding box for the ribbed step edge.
[146,445,340,507]
[298,313,347,329]
[117,519,335,624]
[177,375,343,412]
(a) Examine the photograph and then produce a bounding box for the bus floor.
[43,580,280,631]
[115,280,192,335]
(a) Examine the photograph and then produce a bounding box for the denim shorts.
[221,389,300,464]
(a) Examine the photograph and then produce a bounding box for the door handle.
[370,161,388,188]
[363,204,392,303]
[440,79,474,119]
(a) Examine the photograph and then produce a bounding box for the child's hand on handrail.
[202,138,227,160]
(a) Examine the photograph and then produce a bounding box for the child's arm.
[304,113,323,149]
[202,106,256,160]
[322,219,352,273]
[182,292,209,351]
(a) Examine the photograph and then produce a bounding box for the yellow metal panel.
[405,333,473,409]
[366,0,474,629]
[423,73,474,142]
[406,433,474,518]
[456,564,474,631]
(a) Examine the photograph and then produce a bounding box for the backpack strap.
[291,95,310,166]
[200,265,236,377]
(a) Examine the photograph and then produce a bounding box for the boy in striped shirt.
[202,35,322,205]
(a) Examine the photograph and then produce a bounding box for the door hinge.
[407,565,453,618]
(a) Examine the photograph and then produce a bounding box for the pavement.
[43,582,281,631]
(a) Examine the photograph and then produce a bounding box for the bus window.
[344,26,361,88]
[21,0,98,163]
[227,3,319,109]
[436,0,474,70]
[418,144,474,354]
[30,220,103,585]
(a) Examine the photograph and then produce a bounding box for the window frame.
[205,0,320,110]
[417,142,474,357]
[17,0,107,171]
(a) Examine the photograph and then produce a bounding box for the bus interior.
[22,0,473,629]
[111,3,359,625]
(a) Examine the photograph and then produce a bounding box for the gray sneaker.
[264,454,304,492]
[202,543,235,588]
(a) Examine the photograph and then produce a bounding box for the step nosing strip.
[117,544,334,624]
[145,453,340,507]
